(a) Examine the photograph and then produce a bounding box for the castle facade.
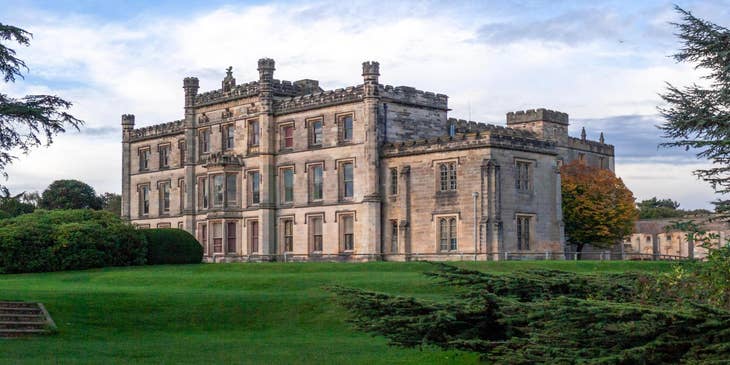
[121,59,613,261]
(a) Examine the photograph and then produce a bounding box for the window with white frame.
[340,215,354,251]
[212,174,224,207]
[139,148,150,171]
[282,219,294,252]
[248,171,260,205]
[340,161,354,200]
[338,114,353,143]
[309,164,323,201]
[281,167,294,204]
[438,217,457,251]
[139,184,150,216]
[438,162,457,192]
[308,119,323,147]
[517,215,531,250]
[159,144,170,169]
[515,160,531,191]
[223,124,235,150]
[390,220,398,253]
[309,216,323,252]
[159,181,171,214]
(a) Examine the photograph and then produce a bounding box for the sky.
[1,0,729,209]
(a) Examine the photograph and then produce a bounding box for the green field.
[0,261,673,364]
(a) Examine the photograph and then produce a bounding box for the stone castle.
[121,58,614,261]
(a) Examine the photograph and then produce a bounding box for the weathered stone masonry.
[121,59,614,261]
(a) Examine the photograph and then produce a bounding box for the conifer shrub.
[142,228,203,265]
[0,209,146,273]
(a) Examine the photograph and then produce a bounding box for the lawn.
[0,261,673,364]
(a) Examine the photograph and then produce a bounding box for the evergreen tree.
[659,7,730,217]
[0,24,83,193]
[39,179,102,210]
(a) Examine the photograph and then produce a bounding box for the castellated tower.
[506,108,569,143]
[120,58,614,262]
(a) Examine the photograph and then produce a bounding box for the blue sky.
[1,0,729,209]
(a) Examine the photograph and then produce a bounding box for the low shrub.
[142,228,203,265]
[0,209,146,273]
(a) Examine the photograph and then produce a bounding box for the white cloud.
[1,1,724,209]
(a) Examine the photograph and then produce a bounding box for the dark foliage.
[0,190,35,218]
[659,7,730,218]
[0,209,146,273]
[142,228,203,265]
[100,192,122,217]
[330,263,730,364]
[39,179,103,210]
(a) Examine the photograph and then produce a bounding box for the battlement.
[447,118,536,138]
[382,119,552,158]
[129,120,185,142]
[274,85,364,115]
[566,136,614,155]
[380,84,448,110]
[507,108,569,126]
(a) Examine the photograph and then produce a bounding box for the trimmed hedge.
[142,228,203,265]
[0,209,146,273]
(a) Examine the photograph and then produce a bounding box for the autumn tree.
[0,23,83,193]
[560,160,638,255]
[659,7,730,217]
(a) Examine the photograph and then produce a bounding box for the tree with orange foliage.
[560,160,638,256]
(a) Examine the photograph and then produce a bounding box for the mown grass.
[0,261,673,364]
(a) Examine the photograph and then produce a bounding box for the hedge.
[142,228,203,265]
[0,209,146,274]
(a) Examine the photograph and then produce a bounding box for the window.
[212,222,223,254]
[198,177,209,209]
[438,162,457,192]
[599,157,605,169]
[339,114,353,142]
[178,140,186,166]
[223,124,235,150]
[439,217,457,251]
[309,164,323,201]
[226,174,237,206]
[340,162,354,200]
[517,216,531,250]
[309,119,323,146]
[516,161,531,191]
[310,216,323,252]
[390,168,398,195]
[390,221,399,253]
[177,222,183,229]
[179,179,185,213]
[157,223,171,228]
[198,223,207,249]
[212,175,224,207]
[283,219,293,252]
[249,221,259,253]
[281,168,294,204]
[449,124,456,137]
[226,222,236,253]
[159,145,170,168]
[341,215,354,251]
[578,153,585,163]
[139,185,150,216]
[281,124,294,149]
[248,120,260,147]
[159,182,170,214]
[249,171,260,205]
[199,129,210,154]
[139,149,150,171]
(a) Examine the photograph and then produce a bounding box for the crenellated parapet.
[273,85,365,115]
[380,85,448,110]
[566,137,614,155]
[129,120,185,142]
[507,108,568,126]
[381,124,554,158]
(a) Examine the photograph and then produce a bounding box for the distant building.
[622,217,729,259]
[121,59,613,261]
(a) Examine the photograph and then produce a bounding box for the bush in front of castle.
[142,228,203,265]
[0,209,147,273]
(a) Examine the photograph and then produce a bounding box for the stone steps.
[0,302,56,338]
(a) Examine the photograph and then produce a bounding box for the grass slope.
[0,261,672,364]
